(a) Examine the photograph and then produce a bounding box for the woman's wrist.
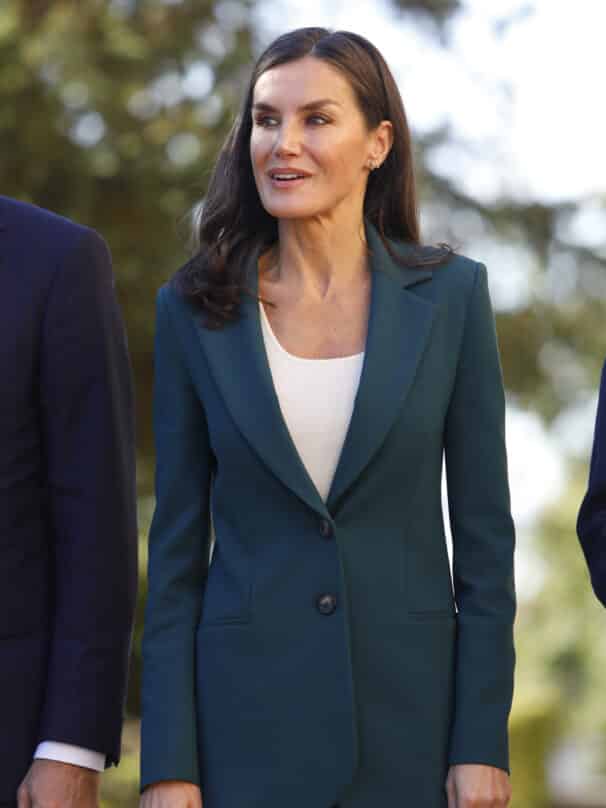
[446,764,511,808]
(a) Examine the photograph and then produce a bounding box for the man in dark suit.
[0,196,138,807]
[578,359,606,606]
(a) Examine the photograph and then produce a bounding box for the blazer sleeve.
[38,228,138,766]
[140,287,213,790]
[577,360,606,605]
[444,263,516,772]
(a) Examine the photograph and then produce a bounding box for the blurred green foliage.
[510,689,561,808]
[516,474,606,738]
[100,719,140,808]
[3,1,606,806]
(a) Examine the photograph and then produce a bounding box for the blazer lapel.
[326,226,437,512]
[195,248,331,519]
[193,226,436,519]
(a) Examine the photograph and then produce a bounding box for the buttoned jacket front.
[141,226,516,808]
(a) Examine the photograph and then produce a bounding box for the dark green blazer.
[141,225,516,808]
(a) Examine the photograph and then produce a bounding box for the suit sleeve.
[444,263,516,772]
[140,287,213,790]
[38,228,138,766]
[577,360,606,605]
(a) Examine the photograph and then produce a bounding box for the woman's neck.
[268,213,370,301]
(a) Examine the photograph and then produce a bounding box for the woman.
[140,27,515,808]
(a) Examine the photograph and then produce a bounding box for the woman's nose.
[274,122,302,156]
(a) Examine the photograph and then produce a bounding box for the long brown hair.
[176,27,450,328]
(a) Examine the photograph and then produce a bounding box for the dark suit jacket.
[0,197,138,800]
[578,360,606,605]
[141,225,516,808]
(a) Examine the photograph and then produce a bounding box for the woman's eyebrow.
[252,99,342,112]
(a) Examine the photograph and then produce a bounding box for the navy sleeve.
[37,228,138,766]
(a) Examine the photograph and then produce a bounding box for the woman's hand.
[139,781,203,808]
[446,764,511,808]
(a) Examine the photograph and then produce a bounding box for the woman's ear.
[370,120,394,168]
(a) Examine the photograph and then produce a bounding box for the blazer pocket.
[406,608,456,622]
[405,533,455,616]
[198,601,252,627]
[198,574,253,628]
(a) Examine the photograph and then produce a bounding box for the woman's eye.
[253,115,329,128]
[254,116,279,128]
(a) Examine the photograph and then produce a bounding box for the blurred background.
[2,0,605,805]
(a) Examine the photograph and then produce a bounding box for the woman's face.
[250,56,391,222]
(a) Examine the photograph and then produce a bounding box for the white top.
[260,302,364,502]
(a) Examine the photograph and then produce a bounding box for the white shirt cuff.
[34,741,106,772]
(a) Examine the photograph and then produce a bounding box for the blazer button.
[319,518,334,539]
[316,593,337,615]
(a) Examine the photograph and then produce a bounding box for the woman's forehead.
[253,57,355,108]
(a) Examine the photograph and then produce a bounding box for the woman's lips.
[266,167,312,189]
[267,174,310,189]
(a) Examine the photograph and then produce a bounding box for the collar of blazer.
[187,220,438,518]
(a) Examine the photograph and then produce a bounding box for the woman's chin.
[263,202,328,221]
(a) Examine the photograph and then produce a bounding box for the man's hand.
[17,759,100,808]
[446,763,511,808]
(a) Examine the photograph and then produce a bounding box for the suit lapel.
[195,248,331,519]
[193,225,436,518]
[326,226,437,512]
